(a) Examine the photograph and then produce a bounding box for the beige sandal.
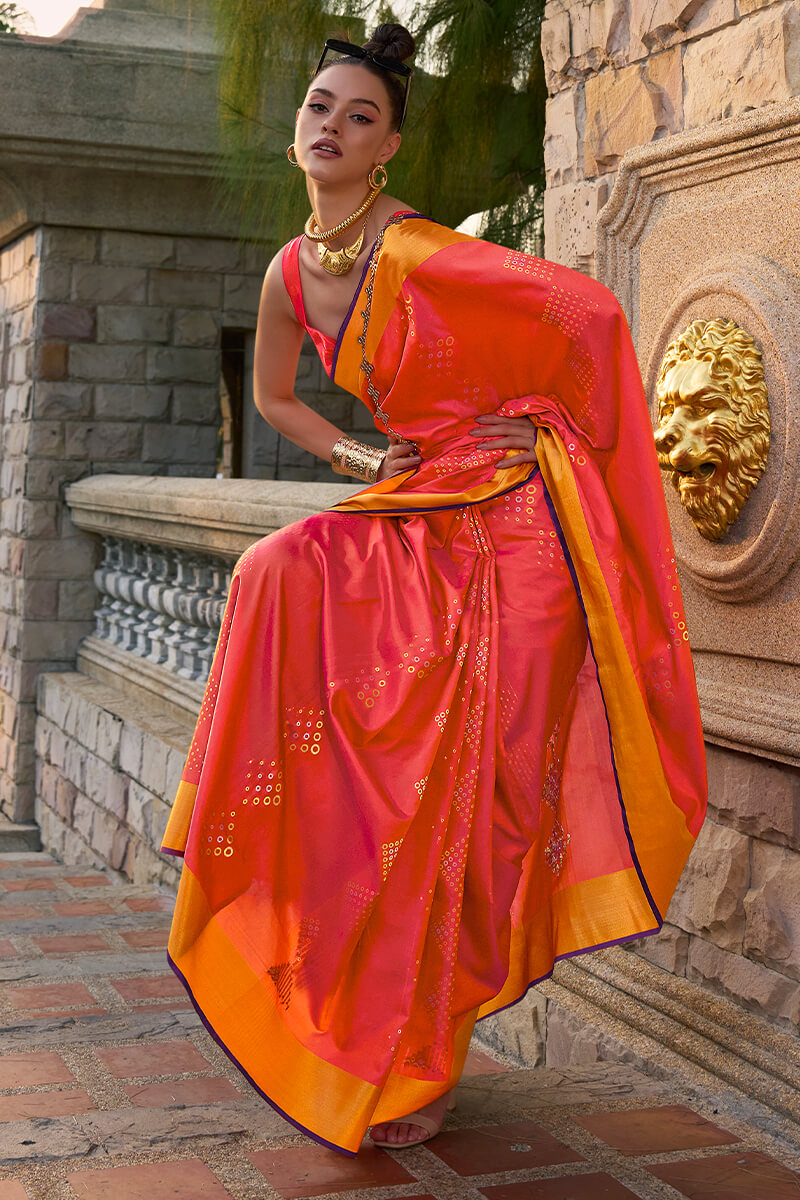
[369,1092,457,1148]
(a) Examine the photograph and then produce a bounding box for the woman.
[161,23,707,1157]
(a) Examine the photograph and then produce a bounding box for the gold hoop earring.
[368,163,388,190]
[287,144,300,168]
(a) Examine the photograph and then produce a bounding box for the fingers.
[495,450,537,469]
[475,414,531,429]
[471,436,535,451]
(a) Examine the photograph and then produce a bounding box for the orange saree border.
[166,857,660,1152]
[533,424,696,915]
[333,215,470,398]
[166,860,478,1155]
[324,215,548,516]
[161,780,196,857]
[477,867,658,1020]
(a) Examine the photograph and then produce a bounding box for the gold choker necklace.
[305,200,376,276]
[318,219,369,275]
[304,164,387,275]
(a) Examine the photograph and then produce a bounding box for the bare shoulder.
[259,240,299,326]
[385,196,415,217]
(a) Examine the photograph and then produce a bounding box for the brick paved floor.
[1,850,799,1199]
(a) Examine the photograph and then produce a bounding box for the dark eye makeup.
[307,102,371,123]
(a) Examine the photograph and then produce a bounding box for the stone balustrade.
[33,475,360,885]
[63,474,361,717]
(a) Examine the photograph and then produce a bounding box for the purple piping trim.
[165,949,360,1157]
[330,211,439,381]
[160,846,184,858]
[475,922,662,1022]
[539,475,663,928]
[329,463,541,517]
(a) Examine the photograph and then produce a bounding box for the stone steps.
[0,822,41,853]
[535,948,800,1143]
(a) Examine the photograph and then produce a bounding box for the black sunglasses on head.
[312,38,412,131]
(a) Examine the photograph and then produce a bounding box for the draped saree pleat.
[161,211,707,1155]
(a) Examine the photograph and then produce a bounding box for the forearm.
[257,393,363,464]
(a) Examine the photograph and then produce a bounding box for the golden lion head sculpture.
[654,318,770,542]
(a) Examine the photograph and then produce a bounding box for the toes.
[370,1119,430,1145]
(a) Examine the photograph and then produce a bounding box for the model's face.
[295,63,400,177]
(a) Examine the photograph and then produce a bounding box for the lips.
[311,139,341,156]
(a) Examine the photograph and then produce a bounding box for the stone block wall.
[631,743,800,1030]
[34,225,256,478]
[541,0,800,271]
[0,229,92,824]
[248,335,387,484]
[0,222,384,824]
[35,672,186,890]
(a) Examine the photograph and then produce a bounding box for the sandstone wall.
[542,0,800,272]
[540,5,800,1031]
[630,745,800,1031]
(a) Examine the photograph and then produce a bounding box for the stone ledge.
[77,636,204,721]
[476,945,800,1139]
[65,474,363,558]
[0,817,41,852]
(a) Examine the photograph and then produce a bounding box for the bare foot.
[369,1088,454,1146]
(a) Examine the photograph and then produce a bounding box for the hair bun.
[364,22,415,64]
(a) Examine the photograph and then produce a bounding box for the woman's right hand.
[377,441,422,481]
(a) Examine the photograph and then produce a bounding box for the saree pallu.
[161,212,707,1155]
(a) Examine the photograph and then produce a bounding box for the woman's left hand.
[469,413,538,469]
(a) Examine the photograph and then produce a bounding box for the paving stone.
[0,951,167,981]
[0,1115,93,1162]
[76,1103,280,1154]
[0,1051,75,1087]
[648,1149,800,1198]
[247,1142,416,1198]
[123,1077,241,1107]
[25,1006,107,1020]
[1,1008,200,1048]
[110,975,184,1002]
[0,906,40,920]
[0,853,796,1196]
[425,1119,584,1175]
[95,1039,213,1078]
[574,1104,741,1155]
[33,932,111,954]
[53,899,115,916]
[464,1048,510,1075]
[1,879,58,892]
[457,1064,667,1110]
[0,1181,30,1199]
[6,982,97,1010]
[120,928,169,949]
[480,1178,641,1199]
[123,896,174,913]
[0,1087,96,1122]
[65,1158,234,1199]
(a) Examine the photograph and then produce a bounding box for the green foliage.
[202,0,546,254]
[0,1,33,33]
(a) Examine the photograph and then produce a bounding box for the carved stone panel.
[596,97,800,764]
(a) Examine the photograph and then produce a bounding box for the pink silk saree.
[160,211,707,1154]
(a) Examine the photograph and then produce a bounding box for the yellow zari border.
[167,862,477,1154]
[534,425,695,913]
